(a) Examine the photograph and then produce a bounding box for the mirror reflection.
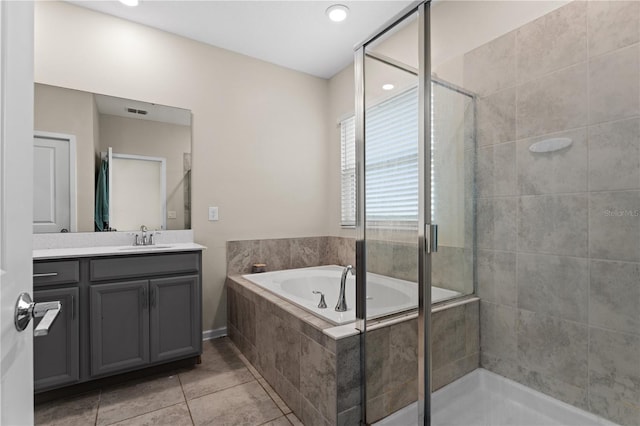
[33,84,192,233]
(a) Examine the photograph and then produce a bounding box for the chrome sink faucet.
[140,225,148,245]
[131,225,159,246]
[335,265,355,312]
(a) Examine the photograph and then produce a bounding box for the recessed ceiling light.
[326,4,349,22]
[119,0,139,6]
[382,84,395,91]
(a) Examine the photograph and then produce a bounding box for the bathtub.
[243,265,461,325]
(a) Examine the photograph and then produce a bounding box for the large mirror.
[33,83,192,233]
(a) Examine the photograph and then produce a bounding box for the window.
[340,116,356,226]
[340,87,418,227]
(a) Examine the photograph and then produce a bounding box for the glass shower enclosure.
[354,1,476,424]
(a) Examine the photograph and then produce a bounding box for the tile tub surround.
[228,237,472,298]
[226,274,359,425]
[227,273,479,425]
[227,236,355,275]
[467,2,640,425]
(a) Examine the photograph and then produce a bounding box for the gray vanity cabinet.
[88,252,202,379]
[33,287,79,392]
[34,250,202,393]
[90,280,150,377]
[149,275,200,362]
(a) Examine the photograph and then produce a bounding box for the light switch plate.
[208,206,219,221]
[167,210,177,219]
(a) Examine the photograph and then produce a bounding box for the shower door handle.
[425,223,438,254]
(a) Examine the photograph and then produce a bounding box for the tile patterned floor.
[35,337,304,426]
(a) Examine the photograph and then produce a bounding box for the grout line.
[255,378,290,419]
[102,402,187,426]
[176,371,196,426]
[94,389,102,426]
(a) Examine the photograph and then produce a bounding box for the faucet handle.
[312,291,327,309]
[128,233,140,246]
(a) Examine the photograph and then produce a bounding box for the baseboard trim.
[202,327,227,341]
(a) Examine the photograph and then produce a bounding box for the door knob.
[14,293,61,336]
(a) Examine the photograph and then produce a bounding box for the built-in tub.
[243,265,460,325]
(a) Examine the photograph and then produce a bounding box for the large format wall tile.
[588,1,640,58]
[480,301,517,357]
[432,306,466,370]
[588,327,640,426]
[516,363,589,410]
[518,194,588,257]
[290,237,320,269]
[517,128,587,195]
[260,239,291,271]
[517,253,588,323]
[300,336,337,422]
[227,240,260,275]
[517,310,588,389]
[476,88,516,147]
[589,190,640,262]
[477,198,517,251]
[588,118,640,191]
[590,259,640,335]
[431,246,472,294]
[589,44,640,125]
[516,0,587,84]
[493,143,517,196]
[477,249,516,307]
[463,32,516,97]
[517,63,588,139]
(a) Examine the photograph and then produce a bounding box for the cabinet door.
[149,275,201,362]
[90,280,149,377]
[34,287,79,392]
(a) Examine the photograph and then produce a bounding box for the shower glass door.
[355,3,432,424]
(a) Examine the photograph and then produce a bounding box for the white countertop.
[33,242,206,260]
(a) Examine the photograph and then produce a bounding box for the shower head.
[528,137,572,153]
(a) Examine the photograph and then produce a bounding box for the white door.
[33,133,76,233]
[109,151,167,231]
[0,1,35,425]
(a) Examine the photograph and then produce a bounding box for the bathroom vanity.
[32,243,204,393]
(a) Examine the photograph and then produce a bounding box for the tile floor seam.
[94,389,102,426]
[176,368,197,425]
[256,378,288,418]
[180,371,256,401]
[101,401,188,426]
[257,415,294,426]
[184,377,260,404]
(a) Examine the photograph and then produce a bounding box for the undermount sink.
[118,245,174,251]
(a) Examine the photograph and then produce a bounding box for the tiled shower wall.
[467,2,640,425]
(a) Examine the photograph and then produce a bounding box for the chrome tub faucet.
[335,265,355,312]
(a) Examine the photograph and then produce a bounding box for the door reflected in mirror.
[34,84,192,233]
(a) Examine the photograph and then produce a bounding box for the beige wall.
[99,114,191,230]
[34,1,330,331]
[34,83,97,233]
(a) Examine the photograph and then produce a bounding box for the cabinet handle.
[33,272,58,278]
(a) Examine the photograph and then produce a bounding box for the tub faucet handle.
[312,291,327,309]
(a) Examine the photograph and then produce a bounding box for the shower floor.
[374,368,617,426]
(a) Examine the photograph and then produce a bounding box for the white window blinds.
[340,116,356,226]
[340,87,418,227]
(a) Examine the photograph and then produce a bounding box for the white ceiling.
[68,0,414,79]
